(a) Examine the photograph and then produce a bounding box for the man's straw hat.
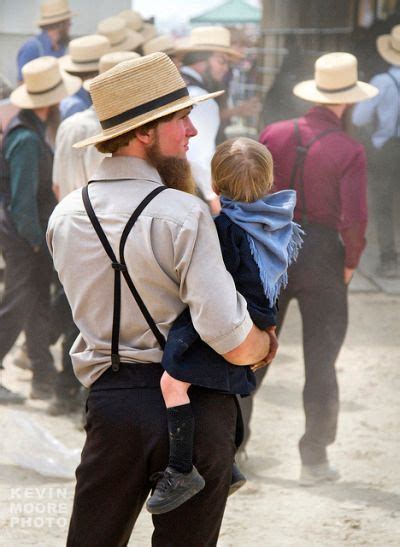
[60,35,111,73]
[74,52,223,148]
[377,25,400,66]
[83,51,141,92]
[143,35,176,56]
[177,26,242,61]
[37,0,77,27]
[97,16,144,52]
[117,9,157,42]
[293,52,378,104]
[10,56,81,109]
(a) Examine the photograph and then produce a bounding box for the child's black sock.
[167,403,194,474]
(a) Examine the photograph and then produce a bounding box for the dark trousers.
[370,141,400,262]
[240,224,348,465]
[0,242,55,382]
[67,364,237,547]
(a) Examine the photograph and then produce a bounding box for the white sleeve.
[186,87,220,201]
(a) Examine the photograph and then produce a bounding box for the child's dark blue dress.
[161,213,277,396]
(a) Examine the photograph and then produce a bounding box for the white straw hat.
[74,52,223,148]
[143,35,176,56]
[97,16,144,52]
[36,0,77,26]
[10,56,81,109]
[141,24,158,43]
[176,26,242,61]
[83,51,141,92]
[293,52,378,104]
[60,35,111,73]
[118,9,143,32]
[377,25,400,66]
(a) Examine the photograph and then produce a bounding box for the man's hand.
[344,267,355,285]
[208,196,221,216]
[250,327,279,372]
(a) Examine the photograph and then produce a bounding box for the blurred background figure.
[0,57,80,404]
[353,24,400,278]
[177,26,242,214]
[16,0,76,83]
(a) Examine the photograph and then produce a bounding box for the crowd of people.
[0,0,399,544]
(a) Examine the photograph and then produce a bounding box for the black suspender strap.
[82,184,167,372]
[290,120,340,224]
[386,72,400,138]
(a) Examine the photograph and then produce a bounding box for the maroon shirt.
[259,106,368,268]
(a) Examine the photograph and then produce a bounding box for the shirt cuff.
[206,311,253,355]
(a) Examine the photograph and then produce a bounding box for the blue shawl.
[220,190,303,305]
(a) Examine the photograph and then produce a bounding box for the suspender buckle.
[111,353,120,372]
[112,262,127,272]
[296,145,308,156]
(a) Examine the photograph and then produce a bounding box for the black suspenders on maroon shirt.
[82,183,167,372]
[290,120,340,225]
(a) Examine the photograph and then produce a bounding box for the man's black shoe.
[0,384,25,405]
[229,463,246,496]
[146,465,205,514]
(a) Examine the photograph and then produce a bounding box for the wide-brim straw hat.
[74,52,223,148]
[143,35,176,56]
[10,56,81,109]
[176,26,242,61]
[60,34,111,73]
[83,51,141,92]
[118,9,143,32]
[293,52,378,104]
[98,16,144,52]
[37,0,77,26]
[377,25,400,66]
[141,24,158,43]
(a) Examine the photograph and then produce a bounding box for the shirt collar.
[388,66,400,76]
[304,105,343,129]
[39,30,55,52]
[90,156,164,185]
[181,66,204,85]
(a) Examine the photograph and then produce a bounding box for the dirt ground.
[0,291,399,546]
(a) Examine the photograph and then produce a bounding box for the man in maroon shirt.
[242,53,378,485]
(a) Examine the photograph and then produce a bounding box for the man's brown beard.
[147,135,196,195]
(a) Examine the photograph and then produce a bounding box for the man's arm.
[222,324,270,366]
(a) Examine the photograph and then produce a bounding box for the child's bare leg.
[160,371,191,408]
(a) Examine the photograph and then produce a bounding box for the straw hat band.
[100,87,189,129]
[28,78,63,94]
[316,82,357,93]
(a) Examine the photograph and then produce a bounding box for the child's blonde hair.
[211,137,274,203]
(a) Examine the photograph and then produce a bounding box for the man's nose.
[186,117,198,138]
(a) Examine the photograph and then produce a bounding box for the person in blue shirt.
[352,24,400,278]
[16,0,76,82]
[146,137,303,515]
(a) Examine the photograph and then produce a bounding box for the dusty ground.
[0,291,399,546]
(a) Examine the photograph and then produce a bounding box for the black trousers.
[67,364,237,547]
[240,224,348,465]
[0,240,55,382]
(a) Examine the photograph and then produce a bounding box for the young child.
[146,137,303,515]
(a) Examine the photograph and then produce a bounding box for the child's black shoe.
[229,463,246,496]
[146,465,205,514]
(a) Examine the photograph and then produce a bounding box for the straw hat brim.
[376,35,400,66]
[176,44,243,61]
[59,55,100,73]
[73,90,224,148]
[37,11,78,26]
[293,80,378,104]
[141,24,158,43]
[110,30,144,52]
[10,72,82,109]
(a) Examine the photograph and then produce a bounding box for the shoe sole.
[228,478,246,496]
[146,478,206,515]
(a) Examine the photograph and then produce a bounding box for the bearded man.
[17,0,75,82]
[46,53,271,546]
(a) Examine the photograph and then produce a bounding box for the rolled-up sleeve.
[173,201,253,354]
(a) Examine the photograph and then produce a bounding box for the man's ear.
[135,126,155,146]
